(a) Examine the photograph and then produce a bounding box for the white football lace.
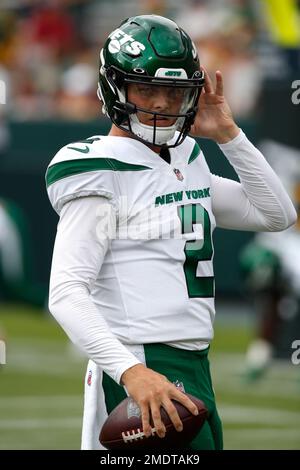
[122,427,156,443]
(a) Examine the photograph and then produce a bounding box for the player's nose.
[152,88,171,111]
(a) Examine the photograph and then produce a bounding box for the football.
[99,393,208,450]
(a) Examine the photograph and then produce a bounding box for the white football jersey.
[46,134,216,346]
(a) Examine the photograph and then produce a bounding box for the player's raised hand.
[120,363,199,438]
[190,67,240,143]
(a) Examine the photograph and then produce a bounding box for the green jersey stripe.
[188,141,201,164]
[46,158,152,187]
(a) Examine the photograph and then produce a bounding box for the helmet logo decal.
[108,40,121,54]
[165,71,182,77]
[108,28,145,56]
[155,68,188,79]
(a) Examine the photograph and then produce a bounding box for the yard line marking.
[0,395,82,408]
[225,428,300,440]
[0,417,81,430]
[219,404,300,424]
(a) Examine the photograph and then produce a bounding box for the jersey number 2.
[177,204,214,298]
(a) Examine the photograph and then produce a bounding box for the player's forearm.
[218,130,297,231]
[49,286,141,384]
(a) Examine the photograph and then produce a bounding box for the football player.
[46,15,297,450]
[240,141,300,380]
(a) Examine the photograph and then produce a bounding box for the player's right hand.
[120,363,199,438]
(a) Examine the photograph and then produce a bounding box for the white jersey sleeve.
[48,195,142,384]
[211,130,297,231]
[46,137,119,214]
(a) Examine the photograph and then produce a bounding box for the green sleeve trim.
[46,158,152,187]
[188,141,201,164]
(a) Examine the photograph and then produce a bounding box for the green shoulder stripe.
[46,158,152,187]
[188,141,201,164]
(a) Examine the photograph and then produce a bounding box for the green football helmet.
[97,15,204,148]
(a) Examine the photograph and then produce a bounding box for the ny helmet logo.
[108,28,145,56]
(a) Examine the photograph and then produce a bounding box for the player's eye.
[173,88,187,99]
[136,85,152,95]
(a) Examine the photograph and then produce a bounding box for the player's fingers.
[215,70,223,96]
[140,402,152,438]
[200,66,214,94]
[150,401,166,439]
[172,391,199,417]
[161,400,183,432]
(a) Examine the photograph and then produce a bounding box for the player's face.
[127,83,188,127]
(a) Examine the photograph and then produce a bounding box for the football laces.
[122,427,157,443]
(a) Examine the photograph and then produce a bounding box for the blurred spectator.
[0,198,47,307]
[56,47,99,120]
[175,0,262,119]
[139,0,169,17]
[261,0,300,75]
[0,0,299,121]
[0,10,18,66]
[2,0,87,120]
[24,1,78,58]
[240,141,300,380]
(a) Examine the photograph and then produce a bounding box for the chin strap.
[130,113,178,146]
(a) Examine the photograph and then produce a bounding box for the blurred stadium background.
[0,0,299,450]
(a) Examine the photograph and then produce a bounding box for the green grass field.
[0,303,299,450]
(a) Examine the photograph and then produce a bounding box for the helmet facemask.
[98,64,203,148]
[126,80,201,147]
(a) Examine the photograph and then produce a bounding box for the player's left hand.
[190,67,240,144]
